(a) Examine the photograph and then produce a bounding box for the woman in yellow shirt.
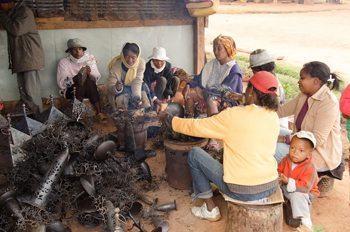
[170,71,280,221]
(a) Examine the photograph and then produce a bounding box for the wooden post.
[225,202,283,232]
[193,17,205,74]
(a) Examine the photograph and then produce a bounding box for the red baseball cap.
[249,71,278,96]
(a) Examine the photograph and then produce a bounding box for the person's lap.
[188,147,276,202]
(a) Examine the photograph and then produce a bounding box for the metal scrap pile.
[0,120,156,232]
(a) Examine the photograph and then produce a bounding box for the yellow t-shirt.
[172,104,279,186]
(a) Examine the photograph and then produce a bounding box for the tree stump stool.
[224,187,284,232]
[317,176,335,197]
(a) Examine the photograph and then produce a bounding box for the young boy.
[278,131,320,231]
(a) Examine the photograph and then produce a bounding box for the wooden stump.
[225,201,283,232]
[318,176,335,197]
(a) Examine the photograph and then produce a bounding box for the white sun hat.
[292,131,317,148]
[148,46,170,61]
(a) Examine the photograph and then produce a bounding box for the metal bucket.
[117,123,147,151]
[164,138,207,190]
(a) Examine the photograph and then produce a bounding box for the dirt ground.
[65,113,350,232]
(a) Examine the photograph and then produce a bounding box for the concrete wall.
[0,25,194,101]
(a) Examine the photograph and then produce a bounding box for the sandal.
[205,139,221,152]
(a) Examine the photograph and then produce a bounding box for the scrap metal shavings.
[0,120,157,231]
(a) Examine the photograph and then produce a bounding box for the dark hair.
[301,61,341,90]
[247,82,279,111]
[122,43,140,57]
[251,62,276,74]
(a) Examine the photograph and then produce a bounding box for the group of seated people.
[57,38,181,120]
[56,35,344,232]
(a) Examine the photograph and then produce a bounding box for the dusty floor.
[65,114,350,232]
[39,3,350,232]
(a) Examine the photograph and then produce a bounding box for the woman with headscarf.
[184,35,243,151]
[107,43,150,111]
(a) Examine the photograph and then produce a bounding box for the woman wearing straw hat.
[144,47,180,109]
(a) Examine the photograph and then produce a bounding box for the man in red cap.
[0,0,44,113]
[162,71,280,222]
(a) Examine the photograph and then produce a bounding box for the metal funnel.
[80,175,96,197]
[155,200,177,212]
[140,161,152,183]
[21,147,69,209]
[0,190,23,220]
[93,140,116,161]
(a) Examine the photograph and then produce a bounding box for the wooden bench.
[223,187,284,232]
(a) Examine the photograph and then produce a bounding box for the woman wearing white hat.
[144,47,179,108]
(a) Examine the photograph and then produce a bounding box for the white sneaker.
[191,202,221,222]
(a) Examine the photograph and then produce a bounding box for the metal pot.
[164,138,207,190]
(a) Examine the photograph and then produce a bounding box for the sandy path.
[206,7,350,82]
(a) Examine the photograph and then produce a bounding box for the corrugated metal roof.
[18,0,191,20]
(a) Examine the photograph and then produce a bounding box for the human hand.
[158,111,174,131]
[129,96,142,109]
[225,91,243,102]
[115,81,123,92]
[78,66,87,76]
[279,173,289,184]
[85,66,91,76]
[153,98,162,112]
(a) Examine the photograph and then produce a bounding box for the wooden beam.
[193,17,205,74]
[34,17,194,30]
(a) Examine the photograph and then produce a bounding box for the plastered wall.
[0,25,194,101]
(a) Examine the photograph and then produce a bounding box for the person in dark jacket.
[144,47,179,108]
[0,0,45,113]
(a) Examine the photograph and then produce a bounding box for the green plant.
[278,74,299,99]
